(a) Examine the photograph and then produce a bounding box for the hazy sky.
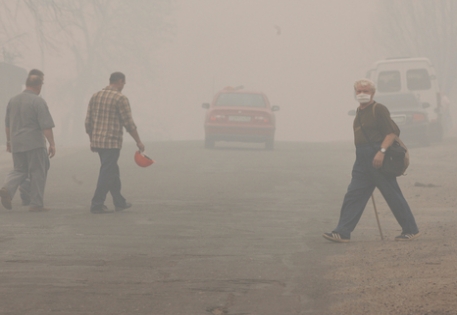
[153,0,382,142]
[6,0,387,143]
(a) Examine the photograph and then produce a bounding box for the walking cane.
[371,193,384,240]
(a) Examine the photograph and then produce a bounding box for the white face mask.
[355,93,372,104]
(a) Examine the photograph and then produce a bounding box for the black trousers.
[91,149,126,211]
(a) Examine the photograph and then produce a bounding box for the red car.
[202,87,279,149]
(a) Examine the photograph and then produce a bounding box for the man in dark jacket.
[323,79,420,242]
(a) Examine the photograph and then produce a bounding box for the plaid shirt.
[85,86,137,149]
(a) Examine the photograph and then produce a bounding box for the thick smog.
[0,1,456,314]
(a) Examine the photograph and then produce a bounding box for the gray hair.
[354,79,376,93]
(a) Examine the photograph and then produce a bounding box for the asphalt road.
[0,140,355,315]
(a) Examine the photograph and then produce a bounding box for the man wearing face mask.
[323,79,420,242]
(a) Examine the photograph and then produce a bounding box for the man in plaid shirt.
[85,72,145,214]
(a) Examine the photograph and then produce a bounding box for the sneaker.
[90,205,113,214]
[29,206,51,212]
[0,187,12,210]
[115,202,132,212]
[394,232,421,241]
[323,232,350,243]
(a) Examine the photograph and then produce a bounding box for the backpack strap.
[372,102,377,118]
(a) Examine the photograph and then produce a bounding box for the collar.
[358,100,375,111]
[23,89,39,95]
[103,85,120,92]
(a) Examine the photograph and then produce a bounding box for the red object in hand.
[134,151,154,167]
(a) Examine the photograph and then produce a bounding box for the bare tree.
[375,0,457,95]
[0,0,174,141]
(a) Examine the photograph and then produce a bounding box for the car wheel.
[265,139,274,150]
[205,138,215,149]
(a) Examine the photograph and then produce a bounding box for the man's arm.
[372,104,399,169]
[118,96,144,152]
[5,127,11,152]
[372,133,397,169]
[43,128,56,158]
[128,128,145,152]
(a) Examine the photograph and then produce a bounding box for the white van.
[366,57,444,140]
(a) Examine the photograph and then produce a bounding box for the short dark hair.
[109,72,125,84]
[26,75,43,87]
[28,69,44,77]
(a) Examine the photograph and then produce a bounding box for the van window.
[377,71,401,92]
[407,69,431,90]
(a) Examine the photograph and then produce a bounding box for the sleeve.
[85,97,94,134]
[375,104,400,137]
[118,96,137,132]
[5,102,10,128]
[35,99,55,130]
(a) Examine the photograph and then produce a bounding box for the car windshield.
[375,94,421,110]
[215,93,266,107]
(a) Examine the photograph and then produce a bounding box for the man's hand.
[128,129,144,152]
[377,133,397,168]
[48,144,56,158]
[6,142,11,153]
[43,129,55,158]
[137,141,145,152]
[372,151,385,169]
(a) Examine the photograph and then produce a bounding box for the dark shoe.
[0,187,12,210]
[395,232,421,241]
[115,202,132,212]
[323,232,350,243]
[90,205,113,214]
[29,206,51,212]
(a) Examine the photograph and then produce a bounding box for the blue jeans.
[91,149,127,211]
[333,144,419,239]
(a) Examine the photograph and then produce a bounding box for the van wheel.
[421,133,431,147]
[265,139,274,150]
[205,139,215,149]
[436,123,444,142]
[430,122,443,142]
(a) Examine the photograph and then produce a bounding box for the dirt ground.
[0,138,456,314]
